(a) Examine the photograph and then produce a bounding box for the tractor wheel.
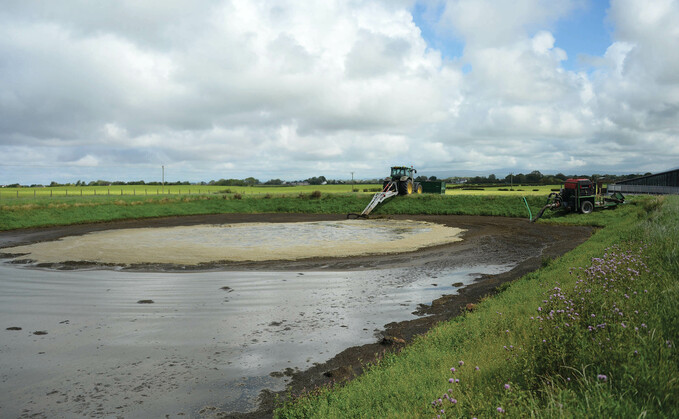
[414,183,422,194]
[580,200,594,214]
[398,180,413,195]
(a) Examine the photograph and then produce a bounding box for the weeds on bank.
[428,241,677,418]
[275,196,679,418]
[0,193,545,230]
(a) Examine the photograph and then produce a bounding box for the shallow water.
[0,261,511,417]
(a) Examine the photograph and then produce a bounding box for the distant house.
[609,168,679,195]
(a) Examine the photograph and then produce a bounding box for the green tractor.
[383,166,422,195]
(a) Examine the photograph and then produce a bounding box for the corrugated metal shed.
[609,168,679,195]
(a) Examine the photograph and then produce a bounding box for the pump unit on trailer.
[532,178,625,222]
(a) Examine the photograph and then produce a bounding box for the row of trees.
[447,171,652,186]
[5,171,651,188]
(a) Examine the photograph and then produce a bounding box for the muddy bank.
[0,214,592,418]
[215,215,592,418]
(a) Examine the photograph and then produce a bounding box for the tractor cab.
[389,166,416,181]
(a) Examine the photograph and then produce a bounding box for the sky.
[1,0,678,184]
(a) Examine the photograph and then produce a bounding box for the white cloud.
[0,0,678,184]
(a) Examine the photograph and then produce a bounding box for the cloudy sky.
[1,0,678,184]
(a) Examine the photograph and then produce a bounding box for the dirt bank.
[0,214,592,418]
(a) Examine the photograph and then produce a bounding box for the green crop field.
[0,183,366,199]
[445,184,558,196]
[0,183,560,200]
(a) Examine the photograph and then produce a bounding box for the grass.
[274,195,679,418]
[0,184,364,199]
[0,183,560,199]
[0,191,558,231]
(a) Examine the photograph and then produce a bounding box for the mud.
[0,214,592,418]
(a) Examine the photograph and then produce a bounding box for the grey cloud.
[345,30,412,78]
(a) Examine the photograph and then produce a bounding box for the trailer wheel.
[581,200,594,214]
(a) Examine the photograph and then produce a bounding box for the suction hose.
[522,196,533,222]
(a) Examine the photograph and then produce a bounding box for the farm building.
[609,168,679,195]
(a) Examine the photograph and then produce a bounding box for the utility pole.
[162,165,165,194]
[351,172,354,192]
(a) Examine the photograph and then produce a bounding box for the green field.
[0,183,363,199]
[0,183,559,200]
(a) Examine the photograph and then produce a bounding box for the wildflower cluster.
[430,361,472,418]
[429,243,658,418]
[532,244,652,381]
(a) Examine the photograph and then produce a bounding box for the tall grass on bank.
[0,193,552,231]
[274,196,679,418]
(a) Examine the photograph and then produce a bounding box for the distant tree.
[415,176,428,182]
[265,178,284,185]
[306,176,327,185]
[526,170,543,184]
[428,175,438,181]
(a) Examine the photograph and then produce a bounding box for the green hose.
[523,196,533,221]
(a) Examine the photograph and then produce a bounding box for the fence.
[0,188,217,200]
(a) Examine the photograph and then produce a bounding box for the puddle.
[3,220,465,265]
[0,261,510,417]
